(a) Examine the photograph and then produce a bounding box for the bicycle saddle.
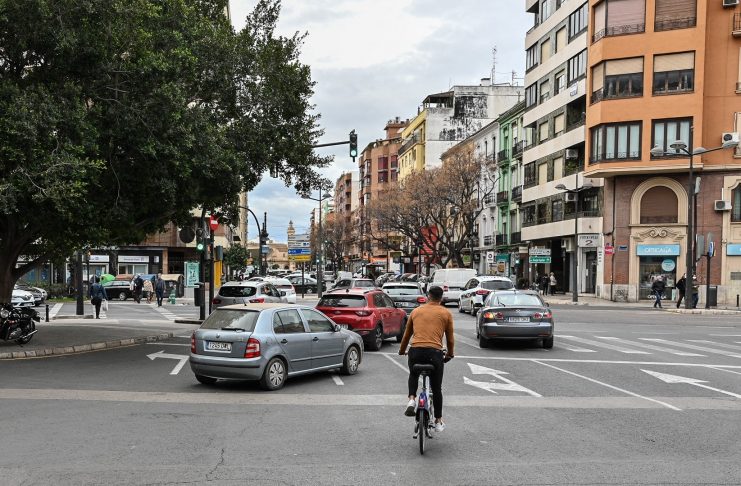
[413,364,435,373]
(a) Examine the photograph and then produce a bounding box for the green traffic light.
[197,242,205,251]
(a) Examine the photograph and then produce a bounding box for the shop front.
[633,241,682,301]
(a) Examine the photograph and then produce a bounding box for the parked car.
[316,289,406,351]
[329,278,376,291]
[288,276,318,293]
[429,268,478,305]
[374,272,397,287]
[14,284,45,306]
[475,290,554,349]
[458,276,516,316]
[189,303,363,390]
[11,289,34,308]
[103,280,133,301]
[211,281,287,310]
[381,283,427,315]
[265,278,297,304]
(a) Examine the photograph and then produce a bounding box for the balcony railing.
[483,235,494,246]
[511,185,522,202]
[512,141,526,158]
[483,194,495,206]
[496,234,508,246]
[655,17,696,32]
[510,232,521,245]
[497,149,509,162]
[566,114,586,132]
[497,190,509,204]
[593,23,645,42]
[735,13,741,37]
[399,134,420,155]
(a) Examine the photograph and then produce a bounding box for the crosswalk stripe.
[686,340,741,353]
[597,337,704,357]
[640,339,741,358]
[559,335,650,354]
[558,343,597,353]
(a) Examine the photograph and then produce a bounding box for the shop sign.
[185,261,200,288]
[119,255,149,263]
[661,259,676,272]
[578,234,600,248]
[636,244,680,256]
[727,244,741,256]
[89,255,110,263]
[529,247,551,256]
[518,246,529,254]
[486,251,495,262]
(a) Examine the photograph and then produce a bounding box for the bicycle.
[411,363,436,455]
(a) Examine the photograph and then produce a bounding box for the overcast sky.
[230,0,530,243]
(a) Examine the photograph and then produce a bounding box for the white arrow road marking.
[687,340,741,353]
[597,337,704,357]
[640,339,741,359]
[533,361,681,411]
[560,335,650,354]
[466,363,542,397]
[147,351,189,375]
[642,369,741,399]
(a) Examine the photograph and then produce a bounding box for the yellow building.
[398,110,427,181]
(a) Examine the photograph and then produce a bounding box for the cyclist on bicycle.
[398,285,455,431]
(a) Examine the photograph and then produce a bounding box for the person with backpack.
[89,277,108,319]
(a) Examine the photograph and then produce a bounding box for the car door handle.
[280,339,288,344]
[312,337,319,342]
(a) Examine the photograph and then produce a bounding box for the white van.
[429,268,478,305]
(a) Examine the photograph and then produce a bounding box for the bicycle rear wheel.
[418,410,427,454]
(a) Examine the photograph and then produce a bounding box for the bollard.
[737,294,739,309]
[45,304,49,322]
[168,289,176,305]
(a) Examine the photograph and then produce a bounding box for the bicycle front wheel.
[418,411,427,455]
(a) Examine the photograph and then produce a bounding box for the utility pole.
[260,212,269,276]
[75,250,84,316]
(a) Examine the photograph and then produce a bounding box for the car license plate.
[206,341,232,351]
[507,317,530,323]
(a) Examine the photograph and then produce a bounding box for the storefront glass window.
[639,256,676,300]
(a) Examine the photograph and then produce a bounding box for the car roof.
[476,276,514,281]
[382,282,419,287]
[265,278,291,285]
[489,289,539,296]
[323,288,375,296]
[219,303,306,311]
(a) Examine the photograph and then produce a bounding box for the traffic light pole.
[208,227,215,314]
[199,211,207,321]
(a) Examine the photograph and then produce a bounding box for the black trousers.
[91,298,102,318]
[407,347,444,419]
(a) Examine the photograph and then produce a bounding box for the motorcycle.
[0,303,40,345]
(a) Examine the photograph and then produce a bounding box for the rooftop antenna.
[491,46,498,85]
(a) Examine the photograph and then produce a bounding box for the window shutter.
[539,122,549,142]
[556,27,567,53]
[606,0,645,29]
[594,2,606,35]
[655,0,696,23]
[605,57,644,75]
[538,163,548,185]
[554,114,565,134]
[592,63,605,91]
[654,52,694,72]
[553,157,564,180]
[541,38,552,62]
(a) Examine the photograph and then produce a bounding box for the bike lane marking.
[531,360,681,411]
[382,353,409,373]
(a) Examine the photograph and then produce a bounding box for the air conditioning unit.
[564,192,577,202]
[715,200,732,211]
[722,132,740,144]
[723,0,739,8]
[565,149,578,160]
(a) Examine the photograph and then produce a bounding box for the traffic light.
[196,228,205,252]
[349,130,358,161]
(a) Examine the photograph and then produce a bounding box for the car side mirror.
[333,324,341,332]
[545,302,550,307]
[279,290,286,296]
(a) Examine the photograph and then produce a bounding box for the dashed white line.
[558,343,597,353]
[560,335,650,354]
[331,373,344,386]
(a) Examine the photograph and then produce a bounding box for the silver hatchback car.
[189,304,364,390]
[212,281,287,310]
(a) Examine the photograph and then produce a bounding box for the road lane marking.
[454,333,485,350]
[707,366,741,377]
[642,370,741,399]
[558,344,597,353]
[560,335,650,354]
[687,340,741,352]
[533,360,681,411]
[382,353,409,373]
[597,337,704,357]
[640,339,741,359]
[49,303,63,319]
[330,372,344,386]
[147,351,189,375]
[710,334,741,337]
[145,342,189,346]
[466,363,541,397]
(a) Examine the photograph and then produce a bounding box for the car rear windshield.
[354,280,374,287]
[200,310,260,331]
[383,286,421,296]
[218,286,258,298]
[318,295,367,308]
[491,294,543,307]
[482,280,514,290]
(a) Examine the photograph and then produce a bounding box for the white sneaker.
[404,399,416,417]
[434,421,446,432]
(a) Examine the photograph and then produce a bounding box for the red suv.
[316,288,407,351]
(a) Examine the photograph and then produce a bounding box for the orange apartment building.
[355,118,407,272]
[586,0,741,304]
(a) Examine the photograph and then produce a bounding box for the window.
[555,27,567,53]
[539,121,549,143]
[373,293,388,308]
[593,0,646,42]
[275,310,306,333]
[378,156,388,170]
[554,114,565,137]
[302,308,334,332]
[553,156,564,179]
[552,199,564,221]
[569,3,588,39]
[653,52,694,95]
[540,38,552,63]
[554,71,566,95]
[591,57,644,103]
[541,0,554,22]
[590,122,642,163]
[537,202,549,224]
[540,79,551,103]
[273,314,287,334]
[652,118,692,157]
[538,162,548,185]
[525,83,538,108]
[655,0,697,32]
[640,186,678,224]
[524,162,537,187]
[568,49,587,85]
[523,205,536,225]
[732,186,741,222]
[378,172,388,183]
[526,45,539,72]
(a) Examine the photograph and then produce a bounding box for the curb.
[664,308,741,315]
[52,315,94,320]
[0,332,175,360]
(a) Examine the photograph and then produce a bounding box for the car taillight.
[355,310,371,316]
[482,311,504,320]
[212,298,221,304]
[416,296,427,304]
[249,297,265,303]
[475,289,490,295]
[190,332,196,354]
[534,311,552,319]
[244,337,261,358]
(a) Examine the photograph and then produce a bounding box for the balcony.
[496,190,509,205]
[496,234,508,246]
[593,23,645,43]
[497,149,509,162]
[483,194,495,206]
[399,134,420,155]
[735,13,741,37]
[483,235,494,247]
[512,141,526,158]
[511,186,522,203]
[510,232,521,245]
[655,17,696,32]
[566,114,586,132]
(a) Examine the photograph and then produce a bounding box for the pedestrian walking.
[651,275,666,308]
[89,277,108,319]
[143,278,154,304]
[155,273,166,307]
[549,272,557,295]
[539,275,548,295]
[675,274,686,308]
[133,274,144,303]
[691,276,700,308]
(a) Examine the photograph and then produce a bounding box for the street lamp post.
[238,205,268,277]
[555,178,593,303]
[303,183,331,298]
[650,138,738,309]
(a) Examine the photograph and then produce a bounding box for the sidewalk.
[543,293,741,314]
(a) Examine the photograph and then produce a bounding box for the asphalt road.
[2,304,741,485]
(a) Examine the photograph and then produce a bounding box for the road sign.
[209,216,219,232]
[708,241,715,257]
[604,244,615,255]
[288,248,311,256]
[290,255,311,262]
[261,245,269,254]
[529,255,551,264]
[529,247,551,256]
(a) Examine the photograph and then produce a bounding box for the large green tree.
[0,0,329,299]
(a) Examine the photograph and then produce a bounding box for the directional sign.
[288,248,312,255]
[290,255,311,262]
[148,351,189,375]
[463,363,542,397]
[642,369,741,399]
[529,248,551,256]
[529,256,551,264]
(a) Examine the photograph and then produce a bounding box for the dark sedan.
[475,290,554,349]
[381,283,427,315]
